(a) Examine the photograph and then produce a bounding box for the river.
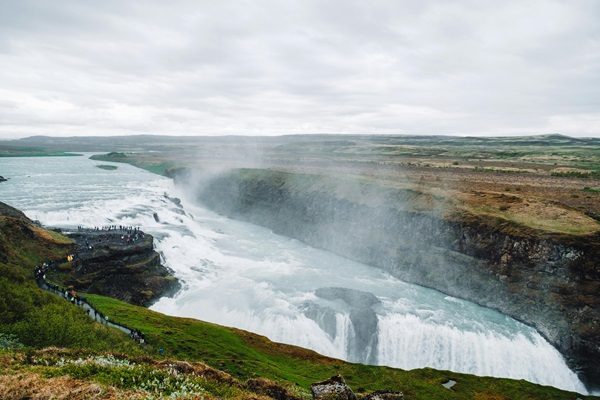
[0,155,587,394]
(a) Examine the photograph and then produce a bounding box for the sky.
[0,0,599,139]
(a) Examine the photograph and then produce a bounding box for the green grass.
[0,209,142,355]
[90,153,174,176]
[85,294,595,400]
[0,145,81,158]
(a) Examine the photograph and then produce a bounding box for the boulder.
[311,375,357,400]
[362,391,404,400]
[246,378,301,400]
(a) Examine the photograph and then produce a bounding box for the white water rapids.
[0,155,588,394]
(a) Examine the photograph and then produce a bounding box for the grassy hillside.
[90,152,176,176]
[0,203,143,354]
[84,294,596,400]
[1,201,597,399]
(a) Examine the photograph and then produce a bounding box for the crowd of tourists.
[78,224,143,233]
[77,225,145,246]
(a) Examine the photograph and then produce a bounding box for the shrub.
[0,333,23,350]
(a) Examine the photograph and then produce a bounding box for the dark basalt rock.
[246,378,302,400]
[164,193,183,208]
[302,302,338,339]
[315,287,380,308]
[62,229,180,306]
[361,391,404,400]
[311,375,357,400]
[0,201,27,219]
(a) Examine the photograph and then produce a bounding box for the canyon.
[197,168,600,389]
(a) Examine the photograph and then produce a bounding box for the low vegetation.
[217,168,600,236]
[0,206,142,355]
[83,294,597,399]
[0,144,79,157]
[1,202,596,398]
[90,152,175,176]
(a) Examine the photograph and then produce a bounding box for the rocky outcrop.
[197,168,600,390]
[0,176,7,183]
[0,201,27,220]
[362,391,404,400]
[60,230,180,306]
[311,375,357,400]
[245,378,302,400]
[310,375,404,400]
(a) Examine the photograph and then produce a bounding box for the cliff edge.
[197,168,600,390]
[48,228,181,306]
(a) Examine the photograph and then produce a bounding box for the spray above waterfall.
[0,155,590,395]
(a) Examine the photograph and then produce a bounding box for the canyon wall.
[195,168,600,389]
[63,231,180,306]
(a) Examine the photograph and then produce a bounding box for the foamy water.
[0,155,588,394]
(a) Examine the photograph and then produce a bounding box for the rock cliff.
[197,168,600,390]
[56,229,181,306]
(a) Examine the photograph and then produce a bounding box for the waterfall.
[0,154,590,395]
[376,312,586,393]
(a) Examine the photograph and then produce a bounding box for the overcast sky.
[0,0,599,138]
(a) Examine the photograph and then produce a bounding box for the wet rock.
[153,212,160,222]
[301,302,338,339]
[246,378,302,400]
[0,176,7,183]
[311,375,357,400]
[362,391,404,400]
[315,287,381,308]
[315,288,380,364]
[164,193,183,208]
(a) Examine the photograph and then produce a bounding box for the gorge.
[196,168,600,391]
[0,154,592,395]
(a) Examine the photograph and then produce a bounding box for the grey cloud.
[0,0,599,138]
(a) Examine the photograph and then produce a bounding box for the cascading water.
[0,155,588,394]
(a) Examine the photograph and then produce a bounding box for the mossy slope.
[0,201,596,399]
